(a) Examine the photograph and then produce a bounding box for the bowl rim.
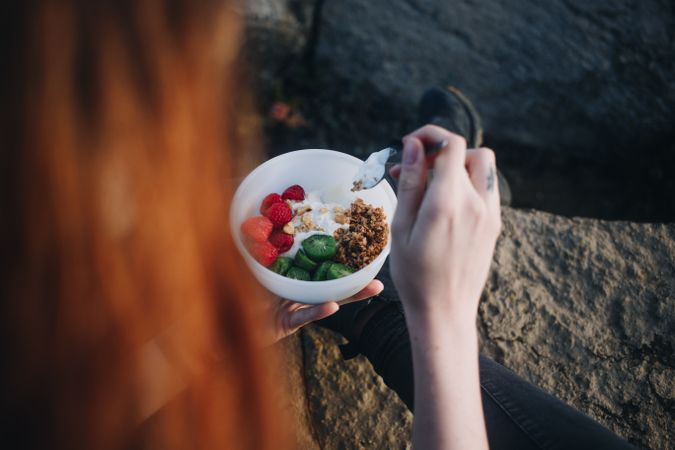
[230,149,397,286]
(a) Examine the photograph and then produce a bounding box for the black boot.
[418,86,512,205]
[418,86,484,148]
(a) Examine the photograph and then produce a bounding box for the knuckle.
[420,124,447,136]
[446,133,467,150]
[477,147,496,162]
[462,198,488,228]
[470,201,487,221]
[424,198,448,221]
[407,124,439,139]
[409,124,464,148]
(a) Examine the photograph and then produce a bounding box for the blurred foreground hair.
[0,1,286,449]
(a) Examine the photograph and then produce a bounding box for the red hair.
[0,1,289,449]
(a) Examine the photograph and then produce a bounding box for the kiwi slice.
[326,263,354,280]
[294,249,318,272]
[286,266,310,281]
[312,261,334,281]
[269,257,292,276]
[302,235,336,262]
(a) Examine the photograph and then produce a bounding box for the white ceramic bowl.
[230,149,397,304]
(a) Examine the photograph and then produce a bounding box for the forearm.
[406,307,488,450]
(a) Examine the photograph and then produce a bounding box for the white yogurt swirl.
[282,191,349,258]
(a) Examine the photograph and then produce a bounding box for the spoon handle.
[386,139,448,164]
[425,139,450,154]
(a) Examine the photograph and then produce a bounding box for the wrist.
[402,296,479,336]
[405,312,480,387]
[407,311,478,345]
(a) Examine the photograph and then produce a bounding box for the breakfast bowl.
[229,149,397,304]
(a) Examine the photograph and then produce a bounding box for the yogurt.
[282,191,349,258]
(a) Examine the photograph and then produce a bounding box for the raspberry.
[248,241,278,267]
[260,193,283,215]
[263,202,293,228]
[240,216,273,243]
[268,230,294,253]
[282,184,305,201]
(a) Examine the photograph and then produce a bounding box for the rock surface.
[299,326,413,449]
[480,208,674,450]
[240,0,675,222]
[240,0,315,81]
[316,0,675,163]
[280,207,674,450]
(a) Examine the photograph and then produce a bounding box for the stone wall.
[316,0,675,163]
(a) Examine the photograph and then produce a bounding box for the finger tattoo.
[487,165,496,192]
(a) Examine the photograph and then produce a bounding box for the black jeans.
[354,301,636,449]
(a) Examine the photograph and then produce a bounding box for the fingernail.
[403,140,419,165]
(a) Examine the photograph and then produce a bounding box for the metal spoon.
[351,139,449,191]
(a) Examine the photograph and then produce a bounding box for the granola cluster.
[288,200,347,234]
[334,198,388,270]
